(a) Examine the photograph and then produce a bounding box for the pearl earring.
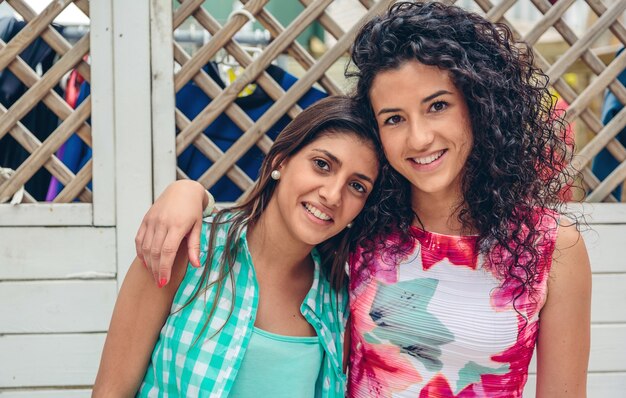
[346,223,353,229]
[271,170,281,180]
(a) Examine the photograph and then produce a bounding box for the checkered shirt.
[138,215,349,397]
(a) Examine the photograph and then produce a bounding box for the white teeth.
[412,150,445,165]
[304,203,331,221]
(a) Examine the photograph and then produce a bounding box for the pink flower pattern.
[348,210,558,397]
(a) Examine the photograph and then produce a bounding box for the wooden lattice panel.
[465,0,626,202]
[172,0,393,202]
[174,0,626,203]
[0,0,91,204]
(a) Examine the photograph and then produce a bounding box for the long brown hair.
[184,96,385,340]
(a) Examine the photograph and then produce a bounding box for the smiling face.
[266,131,379,248]
[370,60,473,204]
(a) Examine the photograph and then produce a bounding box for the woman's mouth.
[303,203,332,221]
[412,149,446,165]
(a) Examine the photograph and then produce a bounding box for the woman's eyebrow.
[377,107,401,116]
[355,173,374,184]
[376,90,453,116]
[422,90,453,103]
[312,149,340,165]
[311,148,374,184]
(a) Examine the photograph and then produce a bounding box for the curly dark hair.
[347,1,575,302]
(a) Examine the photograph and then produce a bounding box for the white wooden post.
[91,0,116,227]
[112,0,154,285]
[150,0,176,197]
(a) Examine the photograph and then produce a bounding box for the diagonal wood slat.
[7,0,91,82]
[0,0,92,203]
[0,39,92,146]
[197,0,394,188]
[53,158,93,203]
[174,0,269,92]
[0,33,90,141]
[0,98,92,199]
[172,42,273,155]
[475,0,626,201]
[0,0,74,71]
[0,105,91,202]
[546,0,626,81]
[184,5,303,120]
[175,0,334,155]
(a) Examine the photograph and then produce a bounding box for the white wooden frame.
[150,0,176,197]
[91,0,116,227]
[112,0,154,285]
[567,203,626,224]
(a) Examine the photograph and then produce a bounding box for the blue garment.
[591,47,626,200]
[177,63,327,201]
[47,82,92,198]
[0,17,64,200]
[50,64,327,201]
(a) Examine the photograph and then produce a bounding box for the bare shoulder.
[546,216,591,304]
[550,216,590,285]
[554,216,585,251]
[534,216,591,397]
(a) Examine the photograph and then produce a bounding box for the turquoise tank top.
[229,327,323,397]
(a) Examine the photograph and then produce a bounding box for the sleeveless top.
[229,327,323,397]
[348,210,558,397]
[138,214,349,397]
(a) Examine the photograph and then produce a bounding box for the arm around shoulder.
[92,247,189,397]
[536,221,591,398]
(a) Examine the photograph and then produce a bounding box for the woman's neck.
[246,206,314,277]
[411,187,474,236]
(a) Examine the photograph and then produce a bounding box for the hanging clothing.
[49,63,327,202]
[176,62,327,201]
[45,81,91,200]
[0,17,64,200]
[348,209,559,397]
[46,67,87,201]
[591,47,626,201]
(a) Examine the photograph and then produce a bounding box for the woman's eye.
[314,159,330,171]
[350,182,366,193]
[430,101,448,112]
[383,115,403,125]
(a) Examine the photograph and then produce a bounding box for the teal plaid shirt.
[138,215,349,397]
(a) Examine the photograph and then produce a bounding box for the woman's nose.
[318,179,343,207]
[407,119,435,151]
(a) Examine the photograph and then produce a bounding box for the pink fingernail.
[158,278,167,288]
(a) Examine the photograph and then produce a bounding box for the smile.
[303,203,332,221]
[412,150,446,165]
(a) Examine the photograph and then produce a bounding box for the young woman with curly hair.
[132,2,590,397]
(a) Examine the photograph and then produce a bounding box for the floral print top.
[348,210,558,397]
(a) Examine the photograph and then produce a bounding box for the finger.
[187,220,203,268]
[150,225,168,285]
[135,221,147,265]
[158,229,185,287]
[141,223,156,277]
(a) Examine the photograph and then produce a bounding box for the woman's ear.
[271,156,288,172]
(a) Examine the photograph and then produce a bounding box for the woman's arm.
[92,247,189,396]
[135,180,207,286]
[536,222,591,398]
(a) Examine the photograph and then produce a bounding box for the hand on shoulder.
[135,180,207,287]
